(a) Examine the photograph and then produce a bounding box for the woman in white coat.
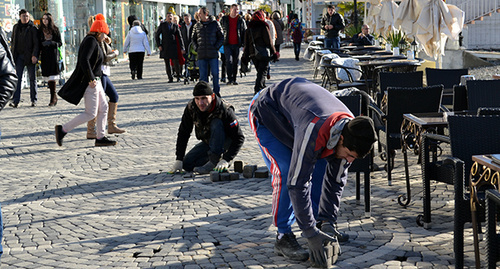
[124,20,151,79]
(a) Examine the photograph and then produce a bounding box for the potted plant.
[385,29,408,52]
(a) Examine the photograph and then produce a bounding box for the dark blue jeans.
[101,75,119,103]
[224,44,240,83]
[198,58,220,95]
[13,55,37,104]
[323,37,341,49]
[293,42,301,58]
[182,118,231,171]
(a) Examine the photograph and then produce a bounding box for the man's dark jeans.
[183,119,231,171]
[224,44,240,83]
[13,55,37,104]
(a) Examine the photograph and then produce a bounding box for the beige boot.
[108,102,126,134]
[87,118,97,139]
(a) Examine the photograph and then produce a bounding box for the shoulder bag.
[249,28,271,62]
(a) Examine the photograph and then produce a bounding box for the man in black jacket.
[350,24,374,46]
[10,9,39,107]
[168,81,245,175]
[320,5,345,49]
[180,13,195,53]
[0,25,18,261]
[192,7,224,96]
[220,4,246,85]
[155,12,185,83]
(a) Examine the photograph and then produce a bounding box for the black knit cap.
[193,81,213,96]
[343,116,377,158]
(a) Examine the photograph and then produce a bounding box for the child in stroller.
[184,42,200,85]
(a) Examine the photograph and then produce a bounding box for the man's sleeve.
[215,21,224,50]
[175,105,194,161]
[222,108,245,162]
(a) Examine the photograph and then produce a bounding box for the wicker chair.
[426,68,468,106]
[419,115,500,268]
[467,80,500,113]
[321,63,368,92]
[370,85,443,186]
[337,95,373,217]
[486,189,500,269]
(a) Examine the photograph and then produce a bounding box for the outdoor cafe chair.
[337,94,373,217]
[419,115,500,268]
[377,71,423,105]
[371,62,421,96]
[320,60,368,92]
[466,80,500,113]
[426,67,468,106]
[370,85,443,186]
[485,189,500,269]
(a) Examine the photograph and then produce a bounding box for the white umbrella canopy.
[365,0,382,34]
[414,0,465,60]
[394,0,424,36]
[376,0,399,36]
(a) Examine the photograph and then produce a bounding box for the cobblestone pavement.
[0,47,484,268]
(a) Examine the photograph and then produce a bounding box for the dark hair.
[40,13,59,35]
[231,4,238,8]
[341,116,377,158]
[19,9,28,15]
[327,5,335,9]
[183,13,191,18]
[200,7,208,15]
[292,14,298,20]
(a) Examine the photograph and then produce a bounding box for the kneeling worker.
[169,81,245,174]
[248,77,377,267]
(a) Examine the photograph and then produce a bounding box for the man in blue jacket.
[248,77,377,267]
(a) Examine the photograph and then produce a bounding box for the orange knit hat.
[90,14,109,34]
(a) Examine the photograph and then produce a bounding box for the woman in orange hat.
[55,13,117,147]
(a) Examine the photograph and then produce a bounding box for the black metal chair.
[370,85,443,186]
[372,62,421,98]
[477,107,500,116]
[378,71,423,105]
[486,189,500,269]
[419,115,500,268]
[337,95,373,217]
[426,68,468,107]
[452,85,468,112]
[467,80,500,113]
[321,63,368,92]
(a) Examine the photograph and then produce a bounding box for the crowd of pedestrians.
[0,6,376,269]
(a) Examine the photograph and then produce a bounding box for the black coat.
[58,35,103,105]
[191,18,224,60]
[220,15,246,47]
[242,20,276,60]
[0,27,17,111]
[38,28,62,76]
[320,12,345,38]
[180,20,195,50]
[175,95,245,162]
[11,20,39,66]
[155,21,184,59]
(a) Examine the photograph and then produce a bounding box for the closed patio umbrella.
[414,0,464,60]
[394,0,424,37]
[377,0,399,36]
[365,0,382,34]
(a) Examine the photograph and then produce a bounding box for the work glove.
[213,159,229,172]
[167,160,183,174]
[307,230,337,268]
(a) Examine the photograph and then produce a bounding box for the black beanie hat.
[193,81,214,96]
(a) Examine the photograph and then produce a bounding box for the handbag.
[250,29,271,62]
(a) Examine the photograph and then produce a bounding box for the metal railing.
[447,0,500,24]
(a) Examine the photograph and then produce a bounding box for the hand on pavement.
[167,160,183,174]
[214,159,229,172]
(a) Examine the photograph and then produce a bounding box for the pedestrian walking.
[167,81,245,174]
[248,77,377,267]
[180,13,195,64]
[191,7,224,96]
[0,24,17,263]
[127,15,148,35]
[124,20,151,80]
[290,14,303,61]
[10,9,39,108]
[38,12,62,106]
[321,4,345,49]
[155,12,185,83]
[271,11,285,55]
[55,14,116,147]
[242,10,277,94]
[220,4,246,85]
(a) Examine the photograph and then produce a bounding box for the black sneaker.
[55,125,66,146]
[168,78,174,83]
[9,102,18,108]
[95,136,117,147]
[317,222,349,243]
[232,81,238,86]
[274,233,309,261]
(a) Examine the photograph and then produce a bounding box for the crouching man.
[168,81,245,174]
[248,77,377,267]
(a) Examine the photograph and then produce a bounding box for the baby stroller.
[184,42,200,85]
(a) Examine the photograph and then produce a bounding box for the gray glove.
[307,230,337,268]
[167,160,183,174]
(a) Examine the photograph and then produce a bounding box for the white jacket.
[124,26,151,54]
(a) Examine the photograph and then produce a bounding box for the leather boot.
[48,81,58,106]
[87,118,97,139]
[108,102,126,134]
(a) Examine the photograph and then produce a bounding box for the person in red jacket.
[248,77,377,267]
